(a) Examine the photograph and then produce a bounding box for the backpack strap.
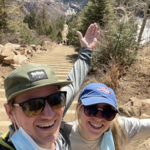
[0,132,15,150]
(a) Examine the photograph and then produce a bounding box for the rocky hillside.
[7,0,88,19]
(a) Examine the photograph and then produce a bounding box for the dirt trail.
[0,44,79,133]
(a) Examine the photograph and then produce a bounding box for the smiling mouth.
[89,122,103,129]
[37,120,56,129]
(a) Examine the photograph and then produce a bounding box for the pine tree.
[36,19,45,35]
[46,24,53,36]
[57,31,62,41]
[20,24,35,45]
[38,4,50,27]
[23,14,30,23]
[23,10,37,29]
[67,0,115,52]
[29,10,37,29]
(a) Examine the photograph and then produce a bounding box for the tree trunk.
[137,0,149,45]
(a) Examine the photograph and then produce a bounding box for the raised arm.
[77,23,100,50]
[118,116,150,148]
[61,23,100,117]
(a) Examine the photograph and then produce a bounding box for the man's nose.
[41,100,55,119]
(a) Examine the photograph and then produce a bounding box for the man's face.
[6,85,63,149]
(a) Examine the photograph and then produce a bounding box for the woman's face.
[78,103,111,141]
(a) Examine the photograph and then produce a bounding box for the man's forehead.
[14,85,59,102]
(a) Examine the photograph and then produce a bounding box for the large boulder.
[0,43,15,62]
[10,55,28,69]
[17,55,28,65]
[10,64,21,70]
[15,47,26,55]
[119,97,150,119]
[4,55,19,65]
[12,44,20,50]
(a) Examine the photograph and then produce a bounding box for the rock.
[138,138,150,149]
[119,97,150,118]
[31,49,37,57]
[20,44,27,48]
[12,44,20,50]
[31,45,37,51]
[26,49,32,55]
[140,99,150,117]
[27,54,31,59]
[4,55,18,65]
[13,50,21,55]
[0,43,15,62]
[42,46,47,51]
[21,48,26,55]
[44,41,51,45]
[36,50,41,54]
[17,55,28,65]
[10,64,21,70]
[36,45,41,51]
[140,113,150,119]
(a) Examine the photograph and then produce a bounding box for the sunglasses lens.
[48,92,66,109]
[84,105,117,121]
[22,99,44,117]
[84,105,98,117]
[102,109,117,121]
[21,92,66,117]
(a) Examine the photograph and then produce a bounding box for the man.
[1,23,99,150]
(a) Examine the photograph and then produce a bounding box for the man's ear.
[4,103,16,123]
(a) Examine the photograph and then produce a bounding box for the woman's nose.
[94,110,103,119]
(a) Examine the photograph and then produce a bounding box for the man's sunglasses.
[84,104,117,121]
[13,91,67,117]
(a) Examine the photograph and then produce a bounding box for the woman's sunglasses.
[13,91,67,117]
[84,104,117,121]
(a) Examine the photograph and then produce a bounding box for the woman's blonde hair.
[76,102,126,150]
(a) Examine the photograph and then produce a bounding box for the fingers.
[87,25,92,34]
[94,30,100,39]
[86,23,99,36]
[91,23,97,35]
[77,31,83,41]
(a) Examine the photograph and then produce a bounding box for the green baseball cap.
[4,63,72,102]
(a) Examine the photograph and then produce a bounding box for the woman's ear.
[4,103,16,123]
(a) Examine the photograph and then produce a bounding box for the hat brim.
[81,96,121,114]
[8,80,72,101]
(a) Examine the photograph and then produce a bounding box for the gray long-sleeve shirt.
[62,47,92,117]
[55,47,93,150]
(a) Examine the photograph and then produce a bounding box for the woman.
[60,83,150,150]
